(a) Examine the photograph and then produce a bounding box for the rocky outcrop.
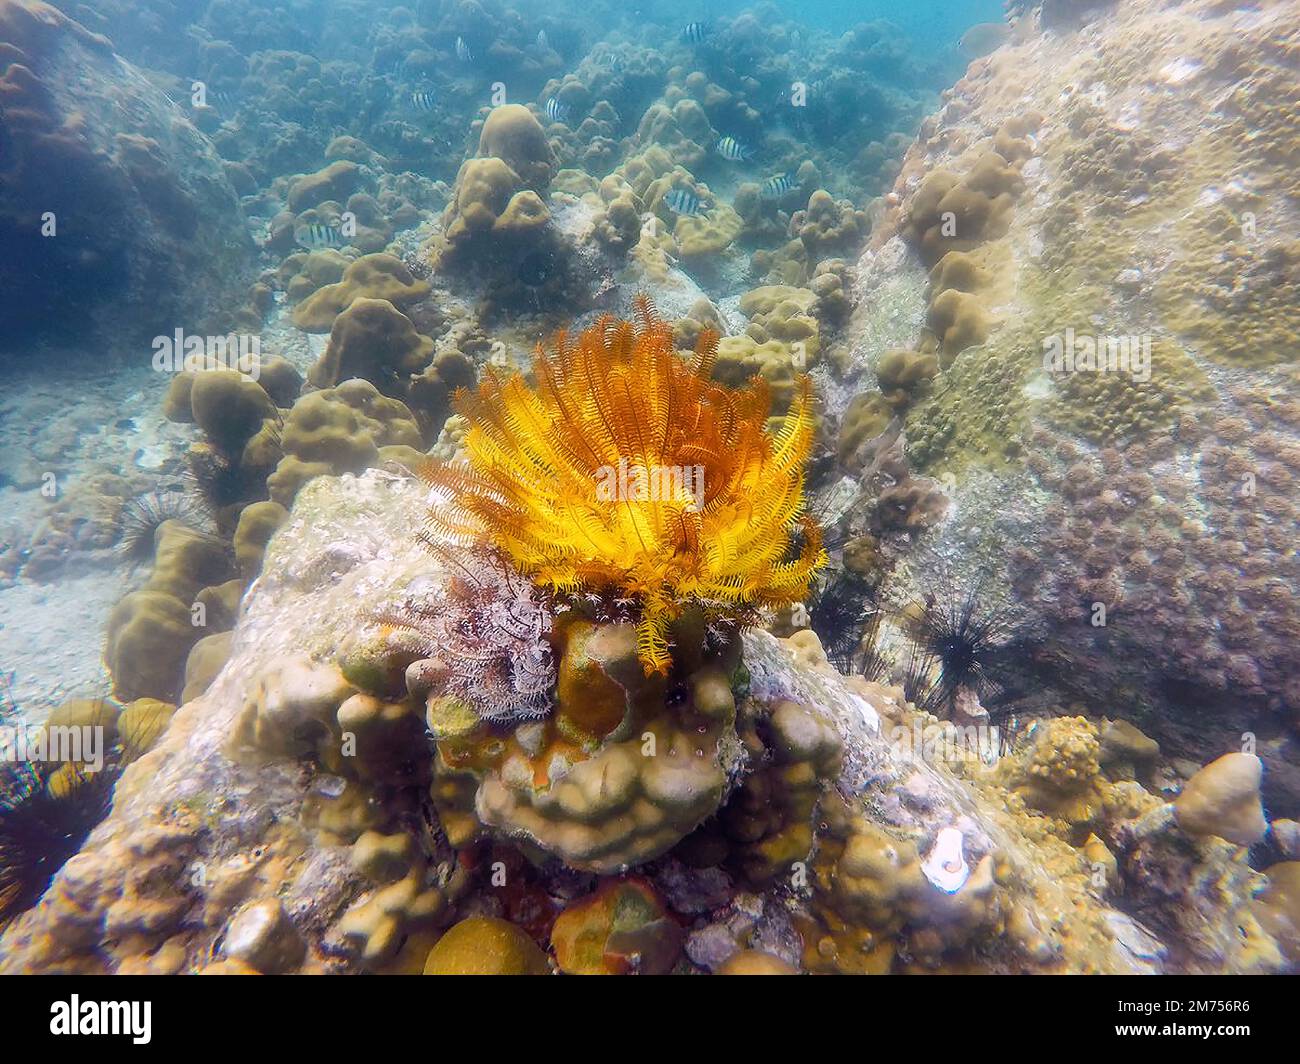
[832,0,1300,809]
[0,0,254,352]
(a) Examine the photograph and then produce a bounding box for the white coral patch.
[921,826,970,894]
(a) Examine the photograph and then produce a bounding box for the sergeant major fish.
[682,21,711,44]
[760,172,796,199]
[715,135,754,162]
[544,97,572,124]
[663,188,707,216]
[294,223,344,250]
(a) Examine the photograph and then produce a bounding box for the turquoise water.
[655,0,1007,43]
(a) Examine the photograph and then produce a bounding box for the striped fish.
[544,97,572,124]
[294,223,344,250]
[455,36,474,62]
[715,135,753,162]
[663,188,707,216]
[682,21,711,44]
[408,90,437,113]
[760,172,796,199]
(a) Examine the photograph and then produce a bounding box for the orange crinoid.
[420,296,825,675]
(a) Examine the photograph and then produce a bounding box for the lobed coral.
[426,616,744,873]
[267,379,424,507]
[292,253,431,332]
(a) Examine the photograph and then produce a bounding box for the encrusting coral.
[419,295,826,676]
[7,0,1299,981]
[3,465,1290,974]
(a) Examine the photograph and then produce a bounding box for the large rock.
[1176,753,1269,847]
[0,0,253,352]
[832,0,1300,808]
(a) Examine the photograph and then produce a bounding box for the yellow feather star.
[420,295,826,675]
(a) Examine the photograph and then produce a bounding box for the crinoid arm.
[375,540,557,726]
[418,296,825,675]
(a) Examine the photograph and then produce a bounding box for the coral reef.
[3,0,1298,987]
[0,0,252,349]
[1,468,1287,975]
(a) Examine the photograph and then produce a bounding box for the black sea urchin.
[0,760,118,926]
[182,445,254,524]
[901,583,1018,718]
[115,489,208,565]
[809,569,886,679]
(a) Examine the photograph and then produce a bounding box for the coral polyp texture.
[3,0,1300,988]
[420,296,825,675]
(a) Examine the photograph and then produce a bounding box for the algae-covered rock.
[0,470,1284,975]
[0,0,253,347]
[842,0,1300,793]
[423,916,549,975]
[717,950,800,975]
[550,878,682,975]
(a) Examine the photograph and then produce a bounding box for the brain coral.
[268,379,424,506]
[292,253,431,332]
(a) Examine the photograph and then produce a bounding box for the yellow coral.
[420,296,825,674]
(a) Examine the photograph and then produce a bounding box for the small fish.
[663,188,707,216]
[958,22,1013,59]
[682,21,711,44]
[536,29,549,51]
[408,90,437,113]
[544,97,572,124]
[760,172,796,199]
[294,223,344,250]
[455,36,474,62]
[715,135,753,162]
